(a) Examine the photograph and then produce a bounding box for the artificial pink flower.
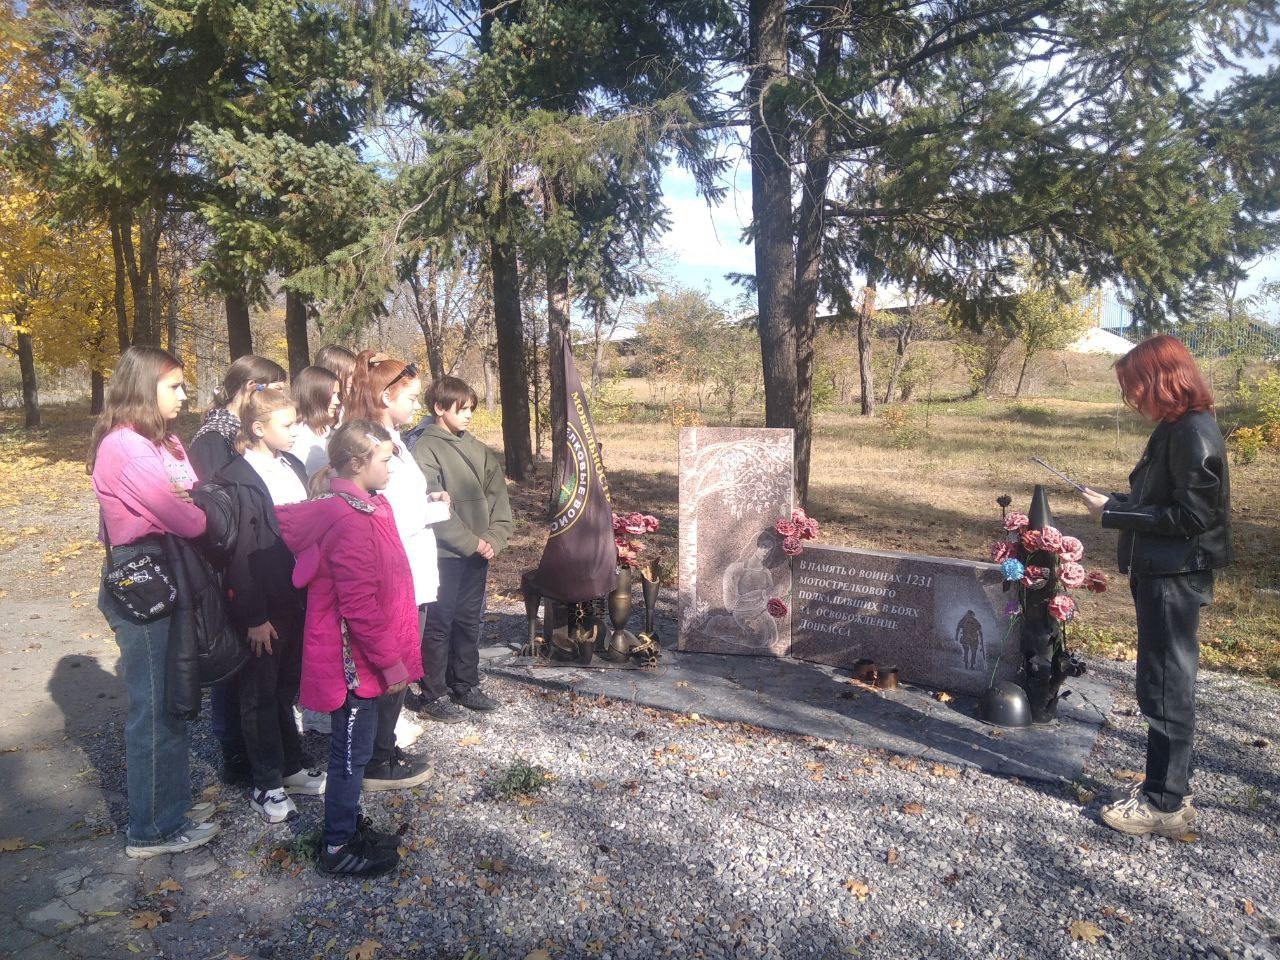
[1085,570,1109,593]
[1058,536,1084,563]
[767,597,789,619]
[622,512,649,535]
[1021,565,1048,589]
[1020,528,1042,552]
[641,514,660,533]
[1038,526,1063,552]
[1003,513,1030,532]
[775,518,798,537]
[781,535,804,557]
[990,540,1018,563]
[1058,561,1086,589]
[801,517,820,539]
[1047,595,1077,622]
[791,507,809,527]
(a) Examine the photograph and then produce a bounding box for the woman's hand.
[430,491,451,505]
[385,679,407,696]
[248,621,277,657]
[1079,487,1109,523]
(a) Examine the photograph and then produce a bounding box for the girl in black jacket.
[190,355,287,785]
[216,387,326,823]
[1081,335,1232,838]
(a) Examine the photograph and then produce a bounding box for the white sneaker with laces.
[250,788,298,824]
[126,821,220,859]
[282,766,327,796]
[1100,794,1194,837]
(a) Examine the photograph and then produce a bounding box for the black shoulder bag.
[103,526,178,623]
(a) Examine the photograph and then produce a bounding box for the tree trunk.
[91,368,105,415]
[109,215,132,351]
[284,289,311,378]
[17,326,40,429]
[883,318,915,404]
[490,232,534,480]
[857,284,876,416]
[1015,348,1031,397]
[546,246,571,515]
[165,259,180,356]
[749,0,798,434]
[790,2,843,505]
[226,290,253,360]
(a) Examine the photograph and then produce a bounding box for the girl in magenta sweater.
[90,346,220,858]
[276,419,422,878]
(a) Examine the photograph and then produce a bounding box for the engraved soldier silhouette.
[954,609,985,670]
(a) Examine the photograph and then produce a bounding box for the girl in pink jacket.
[276,419,422,878]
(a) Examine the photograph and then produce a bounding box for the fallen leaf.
[0,837,26,852]
[886,847,899,865]
[188,911,210,921]
[1113,768,1144,783]
[933,691,954,703]
[126,945,141,954]
[130,911,163,930]
[930,764,959,778]
[674,681,690,688]
[1176,831,1201,843]
[346,939,382,960]
[229,869,248,880]
[901,802,925,815]
[842,878,871,900]
[1069,919,1105,944]
[156,879,183,893]
[1243,899,1256,915]
[457,735,482,747]
[525,951,552,960]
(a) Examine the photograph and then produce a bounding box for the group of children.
[90,344,512,877]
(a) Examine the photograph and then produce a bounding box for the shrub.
[1231,426,1265,465]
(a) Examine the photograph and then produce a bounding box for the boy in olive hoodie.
[411,376,513,721]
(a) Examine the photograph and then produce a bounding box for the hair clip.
[254,383,268,392]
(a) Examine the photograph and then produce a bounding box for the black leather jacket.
[1102,409,1233,576]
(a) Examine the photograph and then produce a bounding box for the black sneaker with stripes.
[317,831,400,878]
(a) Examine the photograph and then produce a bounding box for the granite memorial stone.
[789,544,1018,695]
[678,427,794,656]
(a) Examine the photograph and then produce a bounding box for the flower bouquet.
[991,491,1104,722]
[765,507,821,619]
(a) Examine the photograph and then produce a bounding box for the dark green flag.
[528,335,616,602]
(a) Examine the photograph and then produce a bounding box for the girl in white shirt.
[343,351,449,788]
[291,366,341,479]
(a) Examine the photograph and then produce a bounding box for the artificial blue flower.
[1000,558,1026,582]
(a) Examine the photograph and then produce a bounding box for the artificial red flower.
[1003,512,1030,531]
[1058,535,1084,563]
[775,518,798,537]
[767,597,789,619]
[990,540,1018,563]
[1020,528,1042,552]
[1085,570,1109,593]
[781,535,804,557]
[1058,561,1086,589]
[1047,595,1077,622]
[1021,565,1048,589]
[1038,526,1064,552]
[641,514,660,533]
[791,507,810,527]
[801,517,820,539]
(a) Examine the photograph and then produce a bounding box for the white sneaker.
[282,766,327,796]
[299,708,332,734]
[126,822,220,859]
[186,801,217,824]
[395,711,424,748]
[250,788,298,824]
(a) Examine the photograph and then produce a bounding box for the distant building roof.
[1069,327,1134,355]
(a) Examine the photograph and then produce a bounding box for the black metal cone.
[1028,484,1053,530]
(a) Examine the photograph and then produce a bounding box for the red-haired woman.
[1081,334,1232,838]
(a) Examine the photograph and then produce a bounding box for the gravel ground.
[45,644,1276,960]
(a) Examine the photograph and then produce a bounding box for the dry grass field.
[2,346,1276,680]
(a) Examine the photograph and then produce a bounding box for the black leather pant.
[1131,571,1213,812]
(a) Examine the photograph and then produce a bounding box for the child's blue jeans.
[324,691,378,847]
